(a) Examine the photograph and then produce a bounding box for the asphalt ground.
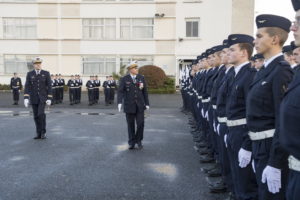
[0,92,227,200]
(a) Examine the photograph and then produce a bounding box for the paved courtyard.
[0,92,226,200]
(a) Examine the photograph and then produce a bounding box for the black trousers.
[69,88,75,104]
[74,88,79,103]
[104,89,111,104]
[125,110,145,146]
[227,125,258,200]
[110,88,115,102]
[78,87,82,103]
[59,87,64,102]
[88,89,94,104]
[32,102,46,135]
[287,170,300,200]
[12,89,20,102]
[252,138,289,200]
[94,88,99,102]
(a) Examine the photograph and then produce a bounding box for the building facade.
[0,0,254,85]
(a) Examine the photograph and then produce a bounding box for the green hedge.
[148,77,175,94]
[0,84,11,90]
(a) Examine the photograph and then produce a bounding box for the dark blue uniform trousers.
[286,170,300,200]
[227,125,258,200]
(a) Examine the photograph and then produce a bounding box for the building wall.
[0,0,254,86]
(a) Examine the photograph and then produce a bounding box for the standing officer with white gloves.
[24,57,52,139]
[117,62,149,150]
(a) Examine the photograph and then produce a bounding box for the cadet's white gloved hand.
[46,100,51,106]
[118,104,122,112]
[205,111,209,120]
[252,160,256,173]
[217,124,220,135]
[201,109,205,117]
[238,148,252,168]
[197,102,199,108]
[213,121,217,133]
[224,134,228,148]
[261,165,281,194]
[146,105,150,110]
[24,99,29,108]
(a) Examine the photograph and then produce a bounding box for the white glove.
[261,165,281,194]
[197,102,199,108]
[201,109,205,117]
[118,104,122,112]
[205,111,209,120]
[24,99,29,108]
[146,105,150,110]
[213,121,217,133]
[252,160,256,173]
[238,148,252,168]
[217,124,220,135]
[46,100,51,106]
[224,134,228,148]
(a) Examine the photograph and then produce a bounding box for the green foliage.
[148,77,175,94]
[0,84,10,90]
[112,64,127,80]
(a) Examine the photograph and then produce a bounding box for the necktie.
[133,76,136,83]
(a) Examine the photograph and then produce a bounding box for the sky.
[255,0,295,45]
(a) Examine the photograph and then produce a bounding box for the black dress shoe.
[199,155,215,163]
[137,143,143,149]
[207,167,222,177]
[40,133,47,139]
[34,134,41,139]
[209,182,227,193]
[128,145,135,150]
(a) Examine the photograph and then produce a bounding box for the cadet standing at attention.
[24,57,52,139]
[279,1,300,199]
[117,62,149,150]
[246,14,292,199]
[10,72,22,105]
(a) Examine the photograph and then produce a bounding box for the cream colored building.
[0,0,254,86]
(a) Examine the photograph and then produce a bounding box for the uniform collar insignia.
[231,37,237,41]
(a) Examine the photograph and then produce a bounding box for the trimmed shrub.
[139,65,167,89]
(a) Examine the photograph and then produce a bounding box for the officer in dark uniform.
[103,76,111,106]
[283,45,297,70]
[86,75,95,106]
[279,1,300,199]
[109,76,116,104]
[117,62,149,150]
[78,75,83,103]
[50,74,57,105]
[225,34,258,200]
[74,75,80,104]
[58,74,65,103]
[24,57,52,139]
[10,72,22,105]
[246,14,292,199]
[253,54,264,71]
[94,75,100,104]
[67,75,76,105]
[291,41,300,73]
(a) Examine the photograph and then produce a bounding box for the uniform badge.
[42,74,45,77]
[258,20,267,24]
[261,81,267,85]
[17,82,19,85]
[231,38,237,41]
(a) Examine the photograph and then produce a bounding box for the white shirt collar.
[234,61,249,76]
[225,66,233,74]
[264,53,282,68]
[291,63,298,69]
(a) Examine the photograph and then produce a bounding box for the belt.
[70,87,76,89]
[218,117,227,123]
[202,97,211,103]
[212,105,217,109]
[248,129,275,141]
[88,88,94,90]
[226,118,247,127]
[12,86,20,88]
[289,155,300,172]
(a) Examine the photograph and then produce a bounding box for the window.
[120,56,153,69]
[120,18,153,39]
[83,18,116,40]
[186,18,200,37]
[4,55,36,74]
[82,56,116,75]
[3,18,37,39]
